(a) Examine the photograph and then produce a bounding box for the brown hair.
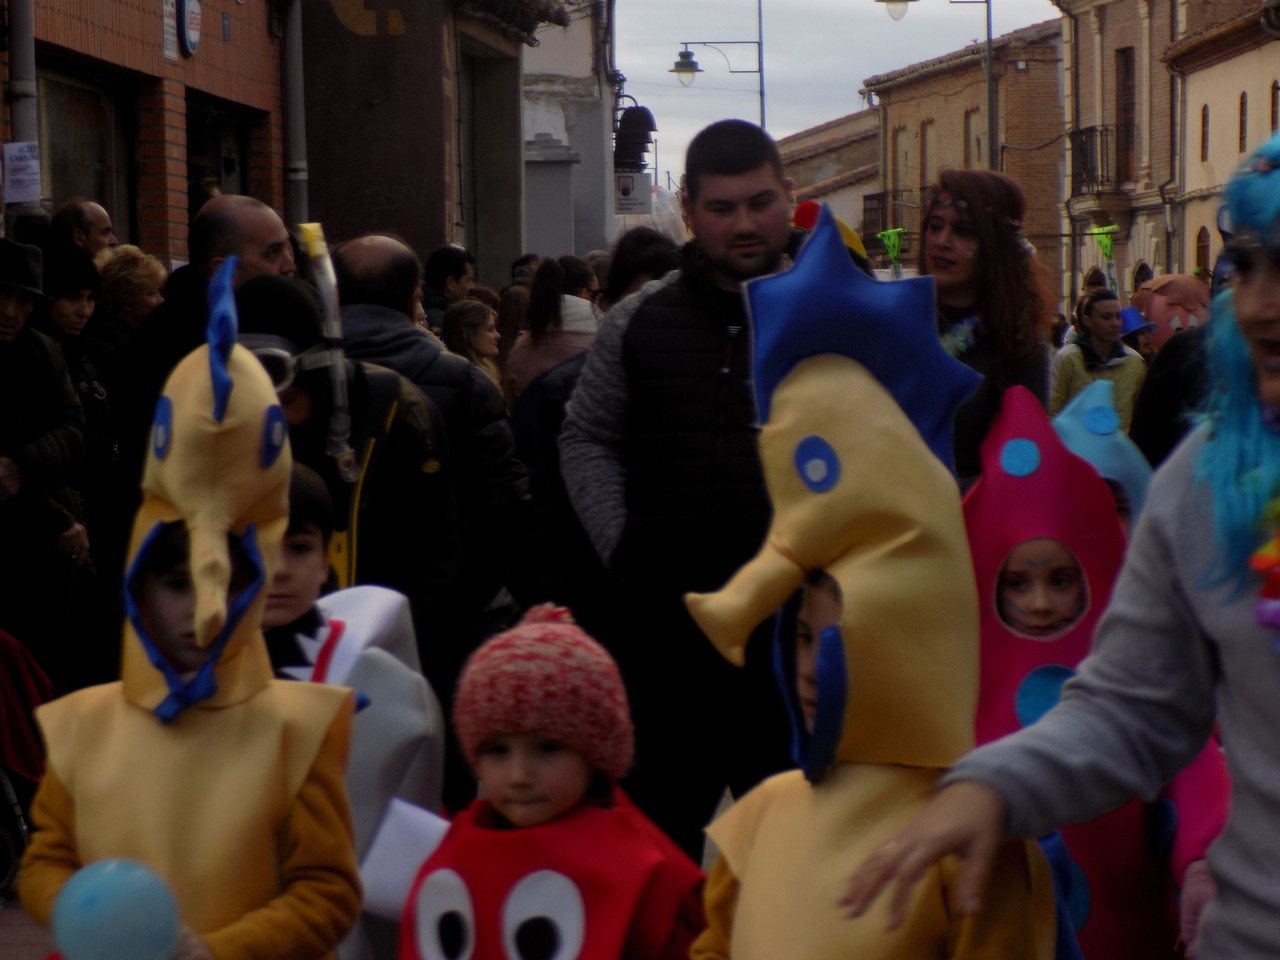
[920,169,1051,384]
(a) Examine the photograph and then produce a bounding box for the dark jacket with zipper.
[560,239,782,597]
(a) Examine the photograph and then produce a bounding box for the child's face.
[796,583,842,734]
[263,523,330,628]
[997,538,1086,638]
[474,732,592,829]
[138,562,203,672]
[136,527,259,672]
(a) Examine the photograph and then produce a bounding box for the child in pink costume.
[965,385,1229,958]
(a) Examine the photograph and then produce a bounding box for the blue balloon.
[53,859,181,960]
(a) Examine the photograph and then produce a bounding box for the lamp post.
[670,0,766,129]
[875,0,997,171]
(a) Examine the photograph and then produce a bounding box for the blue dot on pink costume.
[52,858,180,960]
[1083,405,1120,436]
[1000,438,1040,477]
[794,435,840,493]
[1015,664,1076,728]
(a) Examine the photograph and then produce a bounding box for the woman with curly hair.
[920,168,1052,484]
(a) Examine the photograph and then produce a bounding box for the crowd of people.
[2,117,1277,960]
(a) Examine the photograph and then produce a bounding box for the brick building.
[2,0,288,265]
[861,20,1065,307]
[778,110,880,244]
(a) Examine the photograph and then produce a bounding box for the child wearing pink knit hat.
[399,605,705,960]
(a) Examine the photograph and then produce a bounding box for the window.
[1196,226,1211,275]
[1116,48,1136,181]
[1240,92,1249,153]
[920,120,939,195]
[964,109,983,168]
[1200,105,1210,163]
[36,71,132,240]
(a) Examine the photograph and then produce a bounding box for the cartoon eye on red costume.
[501,871,585,960]
[414,869,475,960]
[413,867,587,960]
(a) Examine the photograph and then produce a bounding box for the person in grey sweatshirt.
[843,131,1280,960]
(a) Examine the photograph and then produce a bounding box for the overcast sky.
[611,0,1062,189]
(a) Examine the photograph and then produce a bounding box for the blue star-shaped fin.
[744,205,981,469]
[207,256,239,424]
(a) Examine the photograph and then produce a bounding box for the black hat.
[42,245,101,302]
[235,274,324,353]
[0,237,47,299]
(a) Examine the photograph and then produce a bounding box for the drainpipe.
[283,0,309,225]
[7,0,38,219]
[1164,53,1184,275]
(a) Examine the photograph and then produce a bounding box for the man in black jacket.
[333,235,538,637]
[560,120,797,856]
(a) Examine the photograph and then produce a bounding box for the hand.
[172,926,216,960]
[0,456,21,499]
[1179,858,1216,959]
[841,780,1005,930]
[56,522,90,566]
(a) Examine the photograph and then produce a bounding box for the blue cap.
[1120,305,1155,338]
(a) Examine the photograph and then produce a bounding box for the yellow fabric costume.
[684,208,1054,959]
[19,263,360,960]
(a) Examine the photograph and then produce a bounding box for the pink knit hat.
[453,604,635,781]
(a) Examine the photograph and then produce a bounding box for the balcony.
[1068,125,1133,230]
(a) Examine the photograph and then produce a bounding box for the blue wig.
[1196,131,1280,588]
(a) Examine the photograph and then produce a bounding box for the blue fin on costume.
[1053,381,1153,521]
[207,256,239,424]
[806,623,847,782]
[744,204,981,471]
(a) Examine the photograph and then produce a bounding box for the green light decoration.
[1088,225,1120,291]
[878,227,906,279]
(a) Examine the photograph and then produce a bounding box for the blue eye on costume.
[1000,438,1040,478]
[152,397,174,461]
[794,435,840,493]
[261,404,288,468]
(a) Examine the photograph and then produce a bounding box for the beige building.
[1056,0,1258,304]
[778,110,880,241]
[1164,9,1280,278]
[861,20,1065,305]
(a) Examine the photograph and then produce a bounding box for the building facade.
[778,109,880,243]
[2,0,286,264]
[861,20,1065,307]
[1164,7,1280,278]
[1055,0,1258,304]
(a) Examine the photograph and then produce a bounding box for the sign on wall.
[178,0,202,57]
[4,142,42,204]
[615,173,653,215]
[163,0,178,61]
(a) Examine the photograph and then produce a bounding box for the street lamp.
[670,0,766,129]
[875,0,997,171]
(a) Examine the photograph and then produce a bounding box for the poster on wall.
[4,142,41,204]
[163,0,178,61]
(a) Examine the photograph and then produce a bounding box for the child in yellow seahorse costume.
[19,259,361,960]
[685,207,1055,960]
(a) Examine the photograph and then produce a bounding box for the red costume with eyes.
[399,789,702,960]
